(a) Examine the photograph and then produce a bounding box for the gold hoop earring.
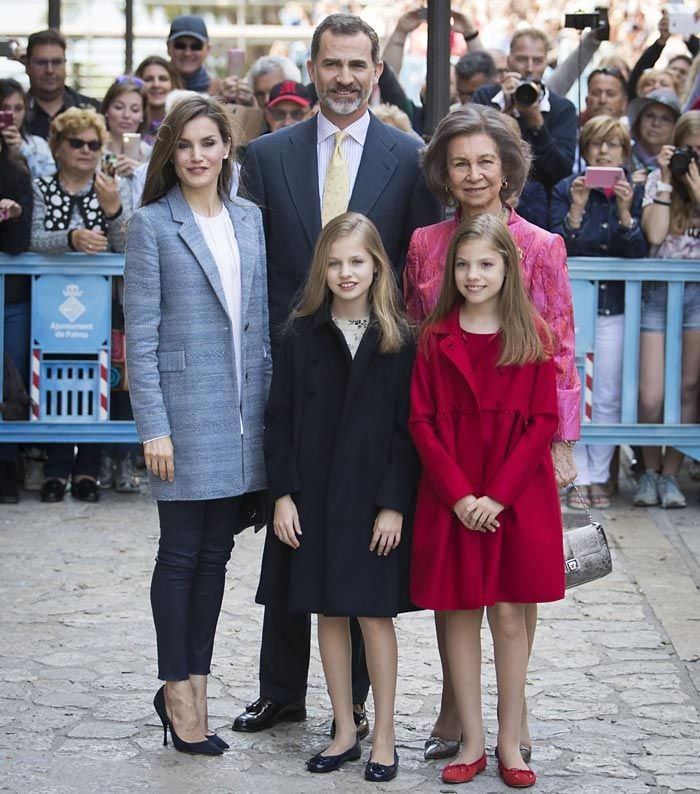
[501,178,508,189]
[445,184,452,194]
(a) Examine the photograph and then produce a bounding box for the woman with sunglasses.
[102,76,151,178]
[0,78,55,179]
[29,106,132,504]
[135,56,183,144]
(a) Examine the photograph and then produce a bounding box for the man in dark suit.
[471,28,577,192]
[234,12,441,734]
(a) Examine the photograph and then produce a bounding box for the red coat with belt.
[409,306,565,610]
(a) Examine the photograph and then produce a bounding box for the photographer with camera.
[636,110,700,509]
[471,28,577,193]
[628,88,681,181]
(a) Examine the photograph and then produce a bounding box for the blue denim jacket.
[550,173,648,315]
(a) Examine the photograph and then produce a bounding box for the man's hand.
[221,76,255,106]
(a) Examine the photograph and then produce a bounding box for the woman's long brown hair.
[141,96,234,207]
[422,214,551,366]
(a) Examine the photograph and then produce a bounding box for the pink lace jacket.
[404,210,581,441]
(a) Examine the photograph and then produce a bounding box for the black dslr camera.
[514,79,543,106]
[564,7,610,40]
[669,145,700,175]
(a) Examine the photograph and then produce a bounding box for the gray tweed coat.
[124,185,271,501]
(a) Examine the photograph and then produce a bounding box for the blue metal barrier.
[0,253,138,443]
[568,257,698,461]
[1,254,698,458]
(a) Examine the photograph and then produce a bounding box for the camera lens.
[514,81,539,106]
[670,147,692,175]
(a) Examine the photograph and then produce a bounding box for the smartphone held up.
[101,152,118,178]
[228,48,246,77]
[584,166,625,188]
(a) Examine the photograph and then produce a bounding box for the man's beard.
[318,81,372,115]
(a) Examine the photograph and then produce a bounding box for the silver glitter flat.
[424,736,460,760]
[494,744,533,764]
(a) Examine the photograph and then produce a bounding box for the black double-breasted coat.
[256,307,419,617]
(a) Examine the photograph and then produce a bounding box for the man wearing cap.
[265,81,312,132]
[628,88,681,174]
[235,12,441,736]
[167,14,221,95]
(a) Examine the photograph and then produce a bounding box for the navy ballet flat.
[306,738,362,773]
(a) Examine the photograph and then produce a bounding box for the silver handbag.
[564,487,613,589]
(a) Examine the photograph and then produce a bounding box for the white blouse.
[193,207,243,402]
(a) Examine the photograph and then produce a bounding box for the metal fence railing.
[1,254,698,460]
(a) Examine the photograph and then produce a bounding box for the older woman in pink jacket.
[404,105,580,766]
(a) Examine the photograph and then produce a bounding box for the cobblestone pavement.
[1,469,699,794]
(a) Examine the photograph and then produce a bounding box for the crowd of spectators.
[0,6,698,509]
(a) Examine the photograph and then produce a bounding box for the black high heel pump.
[153,686,222,756]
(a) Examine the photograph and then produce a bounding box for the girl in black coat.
[257,213,418,783]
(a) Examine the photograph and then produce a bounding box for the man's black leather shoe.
[330,703,370,740]
[232,696,306,732]
[40,477,66,503]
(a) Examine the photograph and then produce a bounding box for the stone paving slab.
[1,477,699,793]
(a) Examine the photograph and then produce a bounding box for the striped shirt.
[316,110,370,203]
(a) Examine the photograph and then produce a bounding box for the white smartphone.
[668,6,700,36]
[121,133,141,159]
[585,167,625,188]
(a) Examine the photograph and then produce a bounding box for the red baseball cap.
[267,81,311,109]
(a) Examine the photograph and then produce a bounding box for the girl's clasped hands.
[453,494,504,532]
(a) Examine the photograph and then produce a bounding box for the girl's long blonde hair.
[669,111,700,234]
[423,214,551,366]
[292,212,410,354]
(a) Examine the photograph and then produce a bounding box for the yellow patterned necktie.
[321,131,349,227]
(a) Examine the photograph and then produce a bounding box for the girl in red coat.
[409,214,565,788]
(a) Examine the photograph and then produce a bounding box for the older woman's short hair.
[48,106,107,157]
[422,105,532,207]
[579,115,631,159]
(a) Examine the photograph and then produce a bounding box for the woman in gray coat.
[124,96,271,756]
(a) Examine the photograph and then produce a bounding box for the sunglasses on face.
[269,108,306,121]
[66,137,102,151]
[173,40,204,51]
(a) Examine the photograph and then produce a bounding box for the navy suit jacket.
[239,112,442,341]
[471,84,577,191]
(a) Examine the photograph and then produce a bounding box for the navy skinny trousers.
[152,497,240,680]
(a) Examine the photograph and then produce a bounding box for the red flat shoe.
[498,759,536,788]
[441,753,487,783]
